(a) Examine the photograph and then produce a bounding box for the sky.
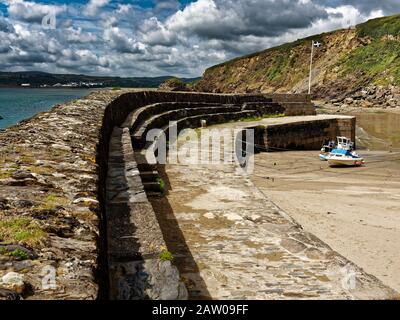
[0,0,399,77]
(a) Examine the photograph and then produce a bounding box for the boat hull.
[319,154,329,161]
[328,158,364,167]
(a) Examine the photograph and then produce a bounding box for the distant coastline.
[0,71,200,89]
[0,86,100,89]
[0,86,96,89]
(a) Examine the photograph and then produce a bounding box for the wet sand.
[251,150,400,292]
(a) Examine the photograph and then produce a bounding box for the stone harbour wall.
[106,127,188,300]
[0,90,316,300]
[101,91,314,299]
[257,117,356,151]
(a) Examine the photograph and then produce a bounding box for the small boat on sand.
[319,136,356,161]
[327,149,364,167]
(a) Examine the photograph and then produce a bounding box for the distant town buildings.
[19,82,103,88]
[40,82,104,88]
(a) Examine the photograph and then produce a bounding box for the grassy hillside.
[195,14,400,98]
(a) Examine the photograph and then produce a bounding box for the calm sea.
[0,88,93,129]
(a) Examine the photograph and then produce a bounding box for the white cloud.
[140,17,178,46]
[84,0,110,17]
[5,0,66,23]
[166,0,329,39]
[67,27,97,43]
[103,26,144,54]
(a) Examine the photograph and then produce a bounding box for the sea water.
[0,88,93,129]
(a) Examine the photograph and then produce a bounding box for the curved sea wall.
[0,90,120,299]
[0,90,314,300]
[100,91,314,299]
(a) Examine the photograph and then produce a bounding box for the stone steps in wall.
[279,102,316,116]
[131,105,244,145]
[122,102,237,129]
[143,181,163,193]
[106,126,188,300]
[166,109,259,135]
[136,164,157,173]
[249,102,282,107]
[135,110,259,155]
[133,109,259,150]
[146,191,165,198]
[132,109,260,200]
[139,171,159,183]
[241,102,285,114]
[268,94,311,103]
[135,153,158,172]
[131,107,261,201]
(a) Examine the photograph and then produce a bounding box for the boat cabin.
[337,136,354,150]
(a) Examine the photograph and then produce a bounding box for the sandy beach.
[251,150,400,292]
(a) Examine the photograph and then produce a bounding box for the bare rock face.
[360,100,373,108]
[326,85,400,110]
[344,97,354,105]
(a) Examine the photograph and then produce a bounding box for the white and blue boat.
[319,136,357,161]
[327,148,364,167]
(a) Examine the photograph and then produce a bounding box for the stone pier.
[222,114,356,151]
[0,89,396,300]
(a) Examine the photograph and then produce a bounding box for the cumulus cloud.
[66,27,97,44]
[5,0,66,24]
[167,0,329,39]
[57,48,109,69]
[140,17,179,46]
[0,0,399,77]
[84,0,110,17]
[104,27,144,54]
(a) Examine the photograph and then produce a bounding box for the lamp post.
[308,40,322,95]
